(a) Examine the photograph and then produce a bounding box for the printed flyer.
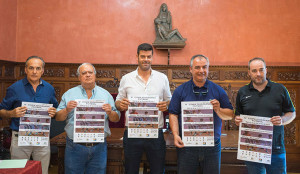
[74,99,106,143]
[128,95,159,138]
[181,101,214,147]
[18,102,52,146]
[237,115,273,164]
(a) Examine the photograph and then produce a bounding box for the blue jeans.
[177,139,221,174]
[245,153,286,174]
[123,129,166,174]
[65,136,107,174]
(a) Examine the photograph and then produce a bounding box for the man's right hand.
[118,98,130,111]
[234,116,243,126]
[11,106,27,117]
[66,101,77,113]
[174,134,184,148]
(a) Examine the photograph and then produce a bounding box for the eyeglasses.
[192,85,208,96]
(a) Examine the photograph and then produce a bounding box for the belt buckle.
[86,143,94,147]
[86,143,98,147]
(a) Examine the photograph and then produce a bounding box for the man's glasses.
[192,86,208,96]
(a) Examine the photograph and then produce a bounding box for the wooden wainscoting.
[0,60,299,173]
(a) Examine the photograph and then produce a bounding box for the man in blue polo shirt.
[55,63,120,174]
[235,57,296,174]
[169,54,234,174]
[0,56,58,174]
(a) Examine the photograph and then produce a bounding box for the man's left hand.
[157,101,168,112]
[48,107,57,118]
[270,116,282,126]
[210,99,220,113]
[102,104,112,115]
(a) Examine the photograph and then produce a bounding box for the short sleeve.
[168,87,182,116]
[281,86,295,113]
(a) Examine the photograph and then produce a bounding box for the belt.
[77,142,100,147]
[12,130,18,137]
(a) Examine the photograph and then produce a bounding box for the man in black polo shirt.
[235,57,296,174]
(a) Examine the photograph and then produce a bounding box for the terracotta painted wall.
[0,0,17,61]
[1,0,300,66]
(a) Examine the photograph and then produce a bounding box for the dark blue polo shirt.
[169,79,233,140]
[0,78,59,131]
[235,80,295,154]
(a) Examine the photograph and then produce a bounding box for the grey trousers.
[10,131,50,174]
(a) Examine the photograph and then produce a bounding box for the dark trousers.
[177,139,221,174]
[123,129,166,174]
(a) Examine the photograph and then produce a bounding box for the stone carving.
[153,3,186,49]
[278,72,300,81]
[284,122,296,145]
[4,66,14,77]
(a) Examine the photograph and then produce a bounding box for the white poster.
[18,102,52,146]
[74,99,106,143]
[128,95,159,138]
[237,115,273,164]
[181,101,214,147]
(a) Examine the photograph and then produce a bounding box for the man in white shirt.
[115,43,172,174]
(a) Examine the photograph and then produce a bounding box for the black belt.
[77,142,100,147]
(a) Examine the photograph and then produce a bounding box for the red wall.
[0,0,17,61]
[1,0,300,66]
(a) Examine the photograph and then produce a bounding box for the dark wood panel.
[1,60,300,173]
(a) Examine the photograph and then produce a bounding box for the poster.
[18,102,52,146]
[181,101,214,146]
[237,114,273,164]
[74,99,106,143]
[128,95,159,138]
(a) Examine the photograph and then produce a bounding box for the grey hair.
[190,54,209,67]
[248,57,266,70]
[76,63,97,76]
[25,56,45,68]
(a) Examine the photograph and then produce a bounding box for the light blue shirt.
[57,85,120,140]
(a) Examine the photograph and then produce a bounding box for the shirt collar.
[135,67,153,78]
[22,77,43,86]
[79,84,96,97]
[191,78,209,89]
[249,79,271,90]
